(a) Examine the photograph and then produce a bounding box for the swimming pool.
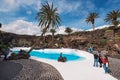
[12,49,85,61]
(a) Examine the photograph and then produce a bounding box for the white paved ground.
[12,47,118,80]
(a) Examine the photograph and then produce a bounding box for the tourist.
[3,48,10,60]
[93,52,98,67]
[58,52,67,62]
[102,55,109,73]
[89,46,94,53]
[19,49,25,54]
[98,54,103,68]
[0,52,3,58]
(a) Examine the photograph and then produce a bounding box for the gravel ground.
[0,57,120,80]
[109,57,120,80]
[0,59,63,80]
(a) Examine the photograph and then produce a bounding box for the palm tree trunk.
[43,34,45,44]
[52,33,54,43]
[92,23,95,31]
[27,22,51,54]
[89,23,95,44]
[27,29,46,54]
[113,27,116,43]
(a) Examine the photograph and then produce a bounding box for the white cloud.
[0,0,41,12]
[0,0,17,12]
[1,20,83,35]
[55,0,81,14]
[1,20,40,35]
[17,0,41,11]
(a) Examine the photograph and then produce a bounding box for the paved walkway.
[2,47,118,80]
[109,57,120,80]
[31,49,118,80]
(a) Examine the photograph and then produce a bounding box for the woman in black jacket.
[98,54,103,67]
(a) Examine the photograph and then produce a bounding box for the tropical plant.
[105,10,120,42]
[85,12,99,31]
[0,34,13,53]
[27,1,61,53]
[105,10,120,24]
[50,28,56,43]
[65,27,73,35]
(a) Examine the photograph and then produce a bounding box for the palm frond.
[105,9,120,23]
[35,1,61,32]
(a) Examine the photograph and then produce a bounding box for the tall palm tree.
[105,10,120,42]
[50,28,56,43]
[85,12,99,31]
[27,1,61,53]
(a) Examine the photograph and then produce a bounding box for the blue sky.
[0,0,120,35]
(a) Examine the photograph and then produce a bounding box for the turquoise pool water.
[13,50,85,61]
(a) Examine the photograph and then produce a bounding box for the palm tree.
[65,27,73,35]
[85,12,99,31]
[50,28,56,43]
[27,1,61,53]
[105,10,120,23]
[105,10,120,42]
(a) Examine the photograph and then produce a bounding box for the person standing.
[102,55,109,73]
[3,48,10,60]
[98,54,103,68]
[89,46,94,53]
[93,52,99,67]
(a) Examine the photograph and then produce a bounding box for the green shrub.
[108,39,113,42]
[105,30,113,33]
[105,29,113,33]
[87,43,92,47]
[100,39,107,46]
[115,36,120,40]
